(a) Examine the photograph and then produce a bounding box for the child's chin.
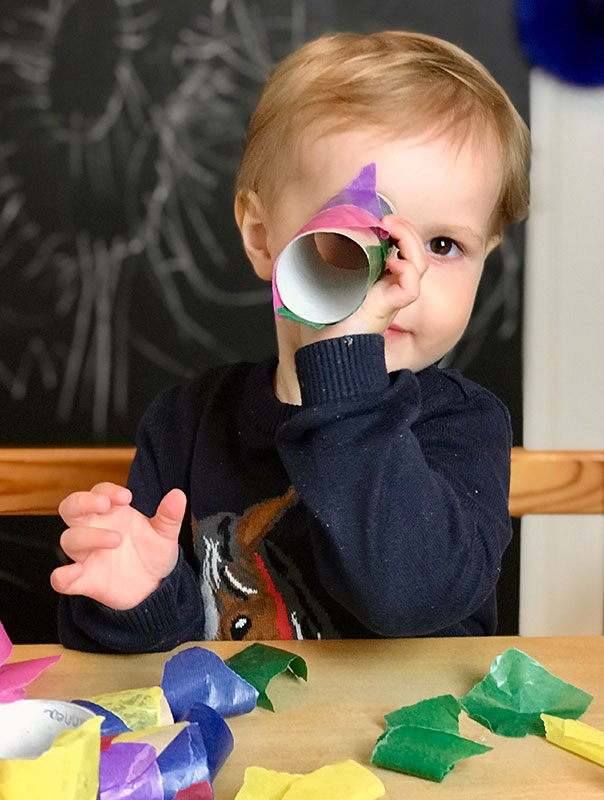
[385,340,440,374]
[386,347,418,374]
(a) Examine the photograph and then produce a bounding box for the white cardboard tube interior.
[276,233,370,324]
[0,699,97,758]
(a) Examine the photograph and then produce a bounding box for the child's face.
[262,125,503,373]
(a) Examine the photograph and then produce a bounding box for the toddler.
[51,30,530,651]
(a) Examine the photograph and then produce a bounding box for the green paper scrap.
[372,725,492,783]
[460,648,593,737]
[371,694,492,782]
[225,643,307,712]
[385,694,461,733]
[276,306,327,328]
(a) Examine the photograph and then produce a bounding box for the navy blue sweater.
[59,335,512,652]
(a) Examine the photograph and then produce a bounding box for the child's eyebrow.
[436,224,485,246]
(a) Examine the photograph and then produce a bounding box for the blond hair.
[236,31,530,235]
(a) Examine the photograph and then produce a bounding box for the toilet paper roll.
[273,163,394,327]
[0,698,97,759]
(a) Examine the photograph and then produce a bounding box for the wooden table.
[10,636,604,799]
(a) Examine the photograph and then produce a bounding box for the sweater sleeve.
[58,383,205,653]
[58,550,203,653]
[276,335,512,637]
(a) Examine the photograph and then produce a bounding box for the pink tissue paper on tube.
[272,162,391,327]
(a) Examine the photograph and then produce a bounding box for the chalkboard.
[0,0,528,641]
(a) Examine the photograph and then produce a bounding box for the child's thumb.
[151,488,187,539]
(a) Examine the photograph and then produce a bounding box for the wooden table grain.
[10,636,604,799]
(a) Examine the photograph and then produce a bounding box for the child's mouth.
[384,324,409,338]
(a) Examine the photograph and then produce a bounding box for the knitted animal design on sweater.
[192,487,339,640]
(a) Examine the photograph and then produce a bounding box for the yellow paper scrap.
[284,760,385,799]
[234,766,301,799]
[542,713,604,767]
[87,685,169,731]
[0,716,101,800]
[234,760,384,800]
[113,721,189,756]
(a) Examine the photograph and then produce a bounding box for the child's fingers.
[389,257,421,303]
[90,483,132,504]
[49,562,85,595]
[151,488,187,540]
[59,526,122,560]
[381,215,429,278]
[58,491,110,523]
[374,259,421,312]
[58,484,131,524]
[50,563,106,601]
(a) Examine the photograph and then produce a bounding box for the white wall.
[520,69,604,635]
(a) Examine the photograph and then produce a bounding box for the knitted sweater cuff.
[295,334,389,406]
[70,549,201,651]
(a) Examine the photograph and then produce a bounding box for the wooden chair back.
[0,448,135,515]
[0,447,602,516]
[509,448,604,515]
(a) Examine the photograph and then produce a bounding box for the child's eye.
[425,237,461,258]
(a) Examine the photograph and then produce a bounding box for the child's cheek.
[424,271,477,334]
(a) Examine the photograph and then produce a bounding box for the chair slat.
[0,447,135,514]
[509,447,604,516]
[0,446,602,516]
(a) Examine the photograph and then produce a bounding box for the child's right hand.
[285,216,429,347]
[50,483,187,610]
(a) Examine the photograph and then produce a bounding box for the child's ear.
[235,191,273,281]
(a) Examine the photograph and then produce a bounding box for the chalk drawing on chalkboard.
[0,1,520,440]
[0,0,320,437]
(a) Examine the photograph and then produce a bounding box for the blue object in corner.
[516,0,604,86]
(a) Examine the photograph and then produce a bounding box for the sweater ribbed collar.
[239,356,299,439]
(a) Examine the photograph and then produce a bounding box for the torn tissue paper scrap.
[371,694,491,782]
[0,715,101,800]
[460,648,593,737]
[542,714,604,768]
[161,646,259,721]
[225,642,307,712]
[235,760,385,799]
[0,619,60,703]
[73,685,171,735]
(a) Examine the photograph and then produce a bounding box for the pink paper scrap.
[0,618,61,703]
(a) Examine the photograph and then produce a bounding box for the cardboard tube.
[272,163,395,327]
[275,225,387,325]
[0,699,98,759]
